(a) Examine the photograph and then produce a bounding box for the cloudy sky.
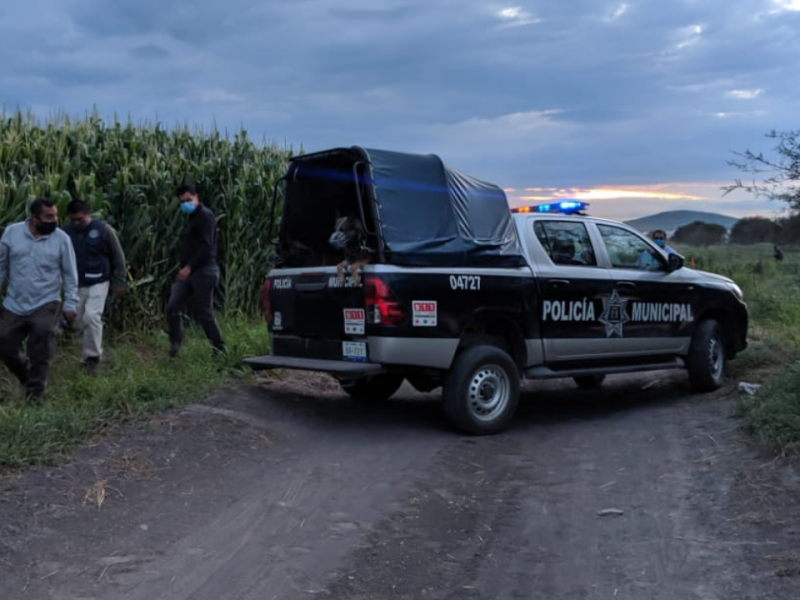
[1,0,799,220]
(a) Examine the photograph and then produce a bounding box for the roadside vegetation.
[677,242,800,452]
[0,318,270,469]
[0,110,287,469]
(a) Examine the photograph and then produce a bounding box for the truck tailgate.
[268,270,369,362]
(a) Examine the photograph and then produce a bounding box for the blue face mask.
[180,201,197,215]
[654,238,666,248]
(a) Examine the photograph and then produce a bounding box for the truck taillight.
[365,276,405,326]
[261,279,273,324]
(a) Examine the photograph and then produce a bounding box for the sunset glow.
[502,183,769,221]
[509,186,704,203]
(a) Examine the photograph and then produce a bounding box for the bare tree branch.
[724,130,800,211]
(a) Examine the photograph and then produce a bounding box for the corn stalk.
[0,109,292,330]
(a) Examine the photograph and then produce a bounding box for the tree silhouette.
[672,221,727,246]
[729,216,781,245]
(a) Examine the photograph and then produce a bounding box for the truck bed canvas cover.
[283,146,527,268]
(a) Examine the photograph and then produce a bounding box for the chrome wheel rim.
[467,364,510,422]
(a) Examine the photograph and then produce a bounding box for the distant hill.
[624,210,739,235]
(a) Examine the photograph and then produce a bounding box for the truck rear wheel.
[443,345,520,435]
[340,373,405,402]
[687,319,726,392]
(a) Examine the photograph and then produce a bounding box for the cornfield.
[0,109,292,330]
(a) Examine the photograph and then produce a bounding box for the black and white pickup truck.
[246,146,748,434]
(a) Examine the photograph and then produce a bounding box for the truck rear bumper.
[244,355,385,376]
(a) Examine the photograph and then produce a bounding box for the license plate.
[342,341,367,362]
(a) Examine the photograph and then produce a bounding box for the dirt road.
[1,371,799,600]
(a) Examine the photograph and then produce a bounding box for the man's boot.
[83,356,100,375]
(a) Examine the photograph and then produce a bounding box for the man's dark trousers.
[166,265,225,351]
[0,302,60,398]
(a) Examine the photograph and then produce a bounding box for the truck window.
[597,224,662,270]
[533,221,597,266]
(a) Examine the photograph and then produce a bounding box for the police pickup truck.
[246,146,748,435]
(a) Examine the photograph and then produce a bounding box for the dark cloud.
[27,64,128,89]
[71,0,278,44]
[1,0,799,218]
[131,44,170,59]
[328,5,416,20]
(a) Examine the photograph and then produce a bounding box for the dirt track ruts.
[1,371,799,600]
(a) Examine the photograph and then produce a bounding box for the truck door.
[593,224,697,354]
[525,219,616,362]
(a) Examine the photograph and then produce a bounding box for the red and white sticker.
[343,308,365,335]
[412,301,437,327]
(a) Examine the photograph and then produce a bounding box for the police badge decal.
[599,289,630,337]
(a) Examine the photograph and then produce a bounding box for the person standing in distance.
[166,184,226,357]
[62,199,128,373]
[636,228,678,269]
[0,198,79,402]
[651,229,677,254]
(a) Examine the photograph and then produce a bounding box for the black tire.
[573,374,606,390]
[341,373,405,401]
[687,319,726,392]
[443,345,520,435]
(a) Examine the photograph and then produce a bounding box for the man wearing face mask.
[62,199,128,373]
[636,228,678,269]
[166,184,226,358]
[0,198,79,402]
[650,229,677,254]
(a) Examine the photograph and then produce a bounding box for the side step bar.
[244,355,385,375]
[525,358,684,380]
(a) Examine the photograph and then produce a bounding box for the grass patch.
[728,339,798,383]
[682,243,800,450]
[738,361,800,453]
[0,316,270,469]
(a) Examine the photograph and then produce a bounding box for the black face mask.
[72,221,90,232]
[35,221,57,235]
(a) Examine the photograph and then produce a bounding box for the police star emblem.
[598,289,630,337]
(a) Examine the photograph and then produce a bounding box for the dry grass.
[104,451,161,479]
[81,477,121,509]
[258,370,342,396]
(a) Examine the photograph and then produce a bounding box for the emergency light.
[511,200,589,215]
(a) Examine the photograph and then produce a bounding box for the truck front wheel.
[340,373,405,401]
[443,345,520,435]
[687,319,726,392]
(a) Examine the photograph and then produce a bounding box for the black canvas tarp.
[363,147,525,267]
[282,146,527,268]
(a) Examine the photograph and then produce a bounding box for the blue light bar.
[535,200,589,215]
[512,200,589,215]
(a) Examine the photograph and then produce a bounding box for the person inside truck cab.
[552,238,583,266]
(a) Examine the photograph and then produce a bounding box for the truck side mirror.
[666,253,684,272]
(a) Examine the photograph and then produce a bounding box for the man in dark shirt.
[167,185,226,357]
[63,199,128,373]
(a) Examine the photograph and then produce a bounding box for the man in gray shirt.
[0,198,79,402]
